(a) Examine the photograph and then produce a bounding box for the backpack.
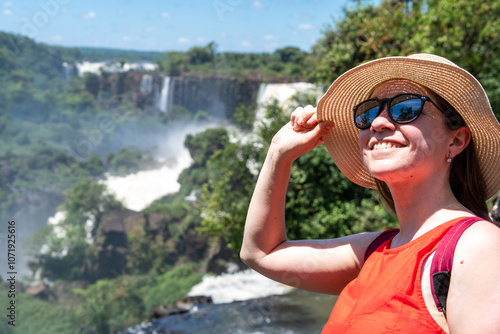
[364,217,483,317]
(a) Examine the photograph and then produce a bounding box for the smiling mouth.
[372,142,404,150]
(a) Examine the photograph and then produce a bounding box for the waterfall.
[140,74,154,95]
[62,62,77,79]
[155,76,174,114]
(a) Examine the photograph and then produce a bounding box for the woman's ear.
[450,126,471,157]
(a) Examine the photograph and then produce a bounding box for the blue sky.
[0,0,364,53]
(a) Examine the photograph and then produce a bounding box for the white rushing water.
[75,61,158,76]
[101,147,192,211]
[155,76,174,114]
[188,269,294,304]
[99,120,219,211]
[140,74,154,95]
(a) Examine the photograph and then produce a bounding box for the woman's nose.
[370,104,396,132]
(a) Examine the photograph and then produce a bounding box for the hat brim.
[317,55,500,200]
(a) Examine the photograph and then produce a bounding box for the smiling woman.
[240,53,500,333]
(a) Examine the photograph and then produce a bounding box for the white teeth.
[373,142,400,150]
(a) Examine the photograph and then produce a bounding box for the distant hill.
[76,47,165,63]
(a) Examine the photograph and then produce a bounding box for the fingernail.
[298,117,304,124]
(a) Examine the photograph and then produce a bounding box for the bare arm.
[240,106,380,295]
[447,221,500,333]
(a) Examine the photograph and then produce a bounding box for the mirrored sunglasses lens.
[390,98,422,123]
[355,101,379,128]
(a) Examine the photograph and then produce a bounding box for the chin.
[365,162,413,184]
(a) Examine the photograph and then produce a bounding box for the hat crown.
[408,53,457,67]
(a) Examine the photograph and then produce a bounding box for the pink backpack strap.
[364,229,399,262]
[430,217,484,316]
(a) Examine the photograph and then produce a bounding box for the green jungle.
[1,0,500,333]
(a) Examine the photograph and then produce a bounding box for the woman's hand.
[271,105,334,162]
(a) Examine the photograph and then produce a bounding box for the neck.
[386,176,472,247]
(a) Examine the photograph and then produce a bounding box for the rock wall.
[170,74,262,119]
[91,71,263,119]
[86,208,233,281]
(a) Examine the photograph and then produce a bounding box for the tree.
[186,42,217,65]
[274,46,306,63]
[83,73,100,98]
[231,103,256,131]
[31,179,123,281]
[414,0,500,117]
[311,0,421,84]
[62,178,122,228]
[158,51,187,75]
[197,142,256,252]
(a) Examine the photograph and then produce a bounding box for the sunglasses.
[353,93,440,130]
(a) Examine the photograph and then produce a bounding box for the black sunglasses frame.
[353,93,441,130]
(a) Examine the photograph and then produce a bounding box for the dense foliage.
[0,263,203,334]
[157,43,315,80]
[0,32,170,237]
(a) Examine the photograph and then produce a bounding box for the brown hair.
[375,88,490,221]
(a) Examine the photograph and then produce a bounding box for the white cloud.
[264,35,275,41]
[196,37,206,43]
[161,12,170,18]
[241,41,252,48]
[122,36,131,42]
[3,2,12,7]
[3,9,12,15]
[82,11,97,20]
[52,35,63,41]
[297,23,315,30]
[293,13,311,20]
[178,37,190,44]
[251,1,264,9]
[145,27,154,33]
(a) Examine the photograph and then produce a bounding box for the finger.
[292,106,317,131]
[312,122,334,147]
[307,111,318,125]
[300,105,316,124]
[290,106,304,128]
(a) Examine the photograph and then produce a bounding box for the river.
[122,269,337,334]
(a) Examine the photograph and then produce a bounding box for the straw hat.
[317,53,500,200]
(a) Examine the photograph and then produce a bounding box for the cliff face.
[170,74,261,119]
[91,71,262,119]
[85,208,233,281]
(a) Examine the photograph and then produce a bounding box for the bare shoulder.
[447,220,500,333]
[453,220,500,275]
[456,220,500,252]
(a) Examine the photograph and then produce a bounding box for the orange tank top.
[322,218,464,333]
